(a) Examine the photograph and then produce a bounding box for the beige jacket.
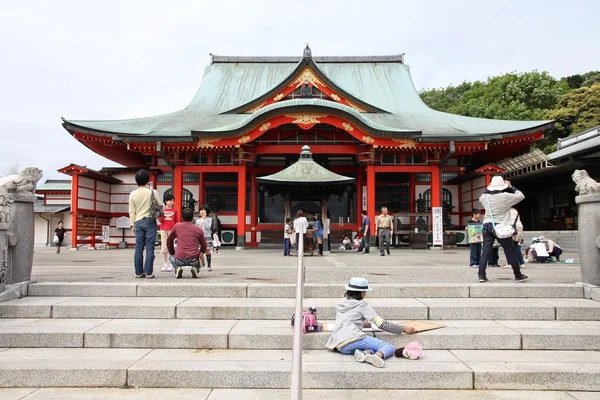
[479,190,524,225]
[128,187,161,224]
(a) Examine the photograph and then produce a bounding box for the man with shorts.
[167,208,208,279]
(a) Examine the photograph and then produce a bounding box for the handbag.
[486,196,518,239]
[149,189,164,219]
[52,235,59,243]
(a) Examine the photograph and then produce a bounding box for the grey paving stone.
[228,320,521,350]
[137,283,247,298]
[28,282,137,297]
[0,348,151,387]
[21,388,212,400]
[498,320,600,350]
[469,284,583,298]
[51,297,186,319]
[568,392,600,400]
[0,318,109,348]
[303,283,469,298]
[451,350,600,363]
[591,288,600,302]
[206,389,576,400]
[176,298,427,320]
[469,362,600,391]
[0,297,73,318]
[0,388,38,400]
[421,298,556,320]
[246,284,295,298]
[127,349,471,389]
[84,319,236,348]
[541,299,600,320]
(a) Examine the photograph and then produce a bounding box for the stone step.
[27,282,585,299]
[0,388,594,400]
[3,319,600,351]
[3,296,599,320]
[1,348,600,390]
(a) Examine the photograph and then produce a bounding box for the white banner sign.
[116,216,131,229]
[432,207,443,246]
[101,226,110,243]
[362,185,367,210]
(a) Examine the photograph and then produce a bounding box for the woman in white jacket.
[478,176,528,283]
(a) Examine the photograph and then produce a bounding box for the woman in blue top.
[314,214,324,256]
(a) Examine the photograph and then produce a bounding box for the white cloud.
[0,0,598,179]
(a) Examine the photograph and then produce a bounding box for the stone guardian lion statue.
[572,169,600,196]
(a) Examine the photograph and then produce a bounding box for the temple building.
[58,45,553,249]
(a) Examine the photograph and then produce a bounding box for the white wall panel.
[96,192,110,203]
[78,188,95,200]
[96,202,110,212]
[79,176,94,189]
[78,199,94,210]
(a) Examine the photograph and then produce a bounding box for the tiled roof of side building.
[63,54,553,139]
[548,125,600,161]
[36,180,72,192]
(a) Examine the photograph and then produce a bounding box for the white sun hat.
[487,176,508,191]
[345,277,373,291]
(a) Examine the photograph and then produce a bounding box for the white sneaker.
[160,265,168,272]
[501,264,511,268]
[354,349,366,363]
[364,353,385,368]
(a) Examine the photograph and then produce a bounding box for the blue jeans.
[514,242,524,264]
[284,238,291,256]
[357,235,370,253]
[469,243,481,266]
[134,218,157,276]
[338,335,396,359]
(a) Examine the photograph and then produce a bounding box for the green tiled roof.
[36,180,71,192]
[63,56,552,139]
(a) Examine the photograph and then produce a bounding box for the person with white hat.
[478,176,528,283]
[326,277,416,368]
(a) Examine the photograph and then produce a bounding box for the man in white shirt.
[538,236,563,261]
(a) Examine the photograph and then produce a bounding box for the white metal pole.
[290,231,305,399]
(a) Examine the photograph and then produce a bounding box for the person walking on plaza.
[465,209,482,268]
[326,277,416,368]
[158,194,178,272]
[167,208,208,279]
[478,176,528,283]
[54,221,66,254]
[357,210,371,254]
[128,169,162,279]
[195,204,214,271]
[376,207,394,256]
[293,210,308,253]
[283,217,292,256]
[325,211,331,253]
[314,214,324,256]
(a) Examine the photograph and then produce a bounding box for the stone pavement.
[31,247,582,284]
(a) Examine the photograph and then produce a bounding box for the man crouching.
[167,208,208,279]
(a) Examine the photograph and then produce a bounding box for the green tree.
[420,71,569,122]
[542,83,600,151]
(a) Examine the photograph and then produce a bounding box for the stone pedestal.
[0,225,8,293]
[576,193,600,285]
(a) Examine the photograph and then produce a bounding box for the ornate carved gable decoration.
[197,138,221,148]
[284,113,328,130]
[391,138,417,149]
[242,66,368,114]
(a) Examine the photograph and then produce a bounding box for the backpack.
[291,308,322,333]
[210,214,221,235]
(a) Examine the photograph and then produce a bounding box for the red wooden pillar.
[366,165,376,235]
[198,172,205,210]
[484,173,492,187]
[250,172,258,244]
[70,174,79,250]
[173,166,184,217]
[431,167,442,208]
[237,164,247,247]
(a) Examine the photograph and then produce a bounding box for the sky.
[1,0,599,180]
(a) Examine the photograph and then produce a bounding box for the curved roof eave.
[192,99,420,138]
[222,58,390,115]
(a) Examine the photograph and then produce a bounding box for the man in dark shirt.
[167,208,208,279]
[357,210,371,254]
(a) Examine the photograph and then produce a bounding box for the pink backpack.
[291,308,322,333]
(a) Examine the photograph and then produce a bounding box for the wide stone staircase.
[1,281,600,399]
